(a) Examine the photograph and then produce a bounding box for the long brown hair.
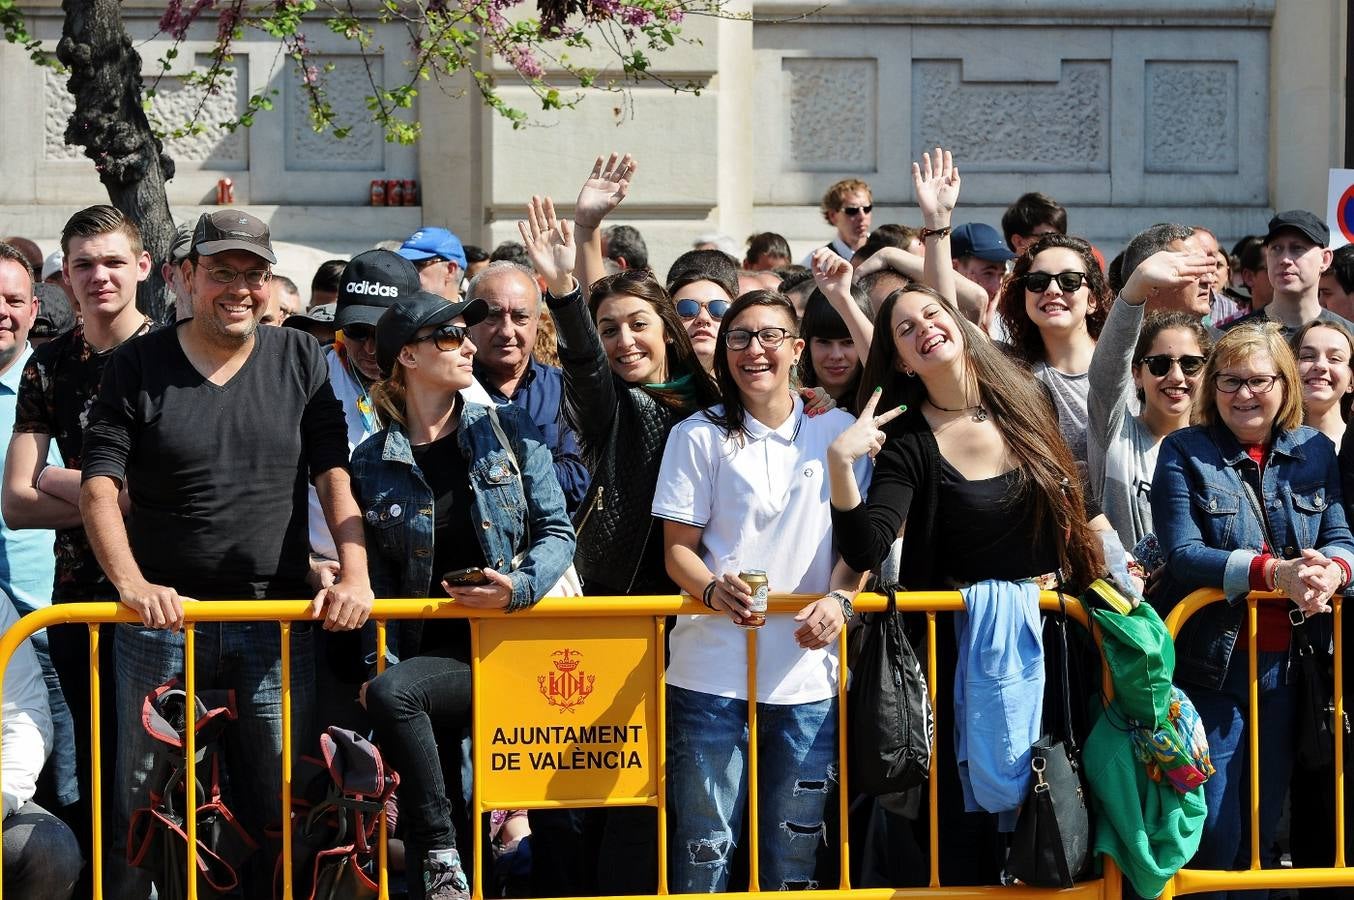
[1291,319,1354,424]
[859,284,1103,590]
[998,233,1111,364]
[587,269,719,410]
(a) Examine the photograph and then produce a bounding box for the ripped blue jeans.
[666,685,836,892]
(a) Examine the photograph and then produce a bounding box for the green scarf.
[644,372,698,405]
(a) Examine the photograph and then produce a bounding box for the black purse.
[1005,590,1091,889]
[846,587,934,796]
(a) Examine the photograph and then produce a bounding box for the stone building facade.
[0,1,1343,297]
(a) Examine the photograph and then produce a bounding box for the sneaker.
[424,852,471,900]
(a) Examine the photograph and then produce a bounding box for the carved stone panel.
[285,55,383,171]
[911,60,1109,172]
[1144,61,1238,174]
[783,58,877,173]
[45,58,247,167]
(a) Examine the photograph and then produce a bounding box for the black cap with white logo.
[335,250,422,329]
[191,210,277,263]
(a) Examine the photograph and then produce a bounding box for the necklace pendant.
[972,406,988,422]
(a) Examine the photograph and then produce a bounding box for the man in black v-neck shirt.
[80,210,374,895]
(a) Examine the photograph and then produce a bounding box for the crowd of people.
[1,145,1353,900]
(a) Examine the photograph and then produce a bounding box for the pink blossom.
[505,45,544,79]
[620,5,655,26]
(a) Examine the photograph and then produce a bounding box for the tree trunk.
[57,0,176,323]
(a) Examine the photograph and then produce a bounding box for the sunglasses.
[1023,271,1089,293]
[343,324,377,343]
[411,323,468,352]
[840,205,873,216]
[675,298,730,321]
[1140,354,1207,377]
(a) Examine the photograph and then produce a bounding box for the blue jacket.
[350,402,576,617]
[476,358,591,514]
[1151,423,1354,689]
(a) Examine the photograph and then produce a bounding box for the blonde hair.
[1194,322,1304,434]
[820,179,871,223]
[369,364,408,428]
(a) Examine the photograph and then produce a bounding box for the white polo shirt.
[652,397,870,704]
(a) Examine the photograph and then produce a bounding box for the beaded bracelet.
[919,226,952,240]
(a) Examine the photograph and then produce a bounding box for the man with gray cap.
[80,209,374,896]
[1224,210,1352,338]
[396,227,467,299]
[160,222,194,320]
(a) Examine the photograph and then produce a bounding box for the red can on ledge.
[370,180,386,206]
[385,179,403,207]
[402,179,417,206]
[215,178,234,205]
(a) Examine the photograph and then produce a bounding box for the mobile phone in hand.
[443,566,491,587]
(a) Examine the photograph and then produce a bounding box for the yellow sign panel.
[475,616,657,806]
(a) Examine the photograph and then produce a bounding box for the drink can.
[385,179,403,207]
[402,179,417,206]
[739,569,768,629]
[216,177,234,205]
[370,180,386,206]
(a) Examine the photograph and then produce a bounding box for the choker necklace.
[926,397,988,422]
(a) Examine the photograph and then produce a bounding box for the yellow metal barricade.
[1161,589,1351,897]
[0,592,1122,900]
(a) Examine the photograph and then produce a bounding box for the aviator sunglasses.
[675,298,730,320]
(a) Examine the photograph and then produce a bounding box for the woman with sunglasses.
[654,289,871,892]
[1292,319,1354,446]
[666,248,740,372]
[1087,249,1216,549]
[352,290,576,900]
[997,234,1112,483]
[1152,323,1354,893]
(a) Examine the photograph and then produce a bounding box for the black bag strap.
[1051,572,1076,752]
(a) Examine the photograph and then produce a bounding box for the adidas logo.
[346,280,399,297]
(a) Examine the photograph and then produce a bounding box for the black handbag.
[1292,609,1351,771]
[1005,590,1091,889]
[847,587,933,796]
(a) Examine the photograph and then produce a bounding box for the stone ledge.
[751,0,1275,26]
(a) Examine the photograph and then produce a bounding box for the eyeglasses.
[675,298,730,320]
[840,205,873,216]
[1213,373,1281,394]
[202,265,271,288]
[1023,271,1089,293]
[411,323,468,352]
[724,327,796,351]
[343,325,376,343]
[1141,354,1207,377]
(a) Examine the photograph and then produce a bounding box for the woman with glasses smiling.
[351,290,576,900]
[998,234,1113,485]
[1151,322,1354,891]
[653,289,870,892]
[1087,248,1217,550]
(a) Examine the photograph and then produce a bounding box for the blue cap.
[952,223,1015,263]
[396,227,467,269]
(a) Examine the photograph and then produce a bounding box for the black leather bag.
[1006,592,1091,888]
[847,588,933,796]
[1293,610,1350,771]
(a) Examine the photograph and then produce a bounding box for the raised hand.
[574,153,637,230]
[811,247,854,300]
[912,147,960,227]
[1120,250,1218,306]
[519,195,577,296]
[828,387,907,466]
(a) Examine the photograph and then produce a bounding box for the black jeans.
[365,652,473,851]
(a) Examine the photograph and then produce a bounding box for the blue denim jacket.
[350,402,576,617]
[1151,423,1354,689]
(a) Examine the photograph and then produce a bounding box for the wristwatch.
[828,590,854,618]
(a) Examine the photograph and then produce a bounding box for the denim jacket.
[1150,423,1354,689]
[350,402,576,620]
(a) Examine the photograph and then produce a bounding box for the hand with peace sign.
[829,387,906,467]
